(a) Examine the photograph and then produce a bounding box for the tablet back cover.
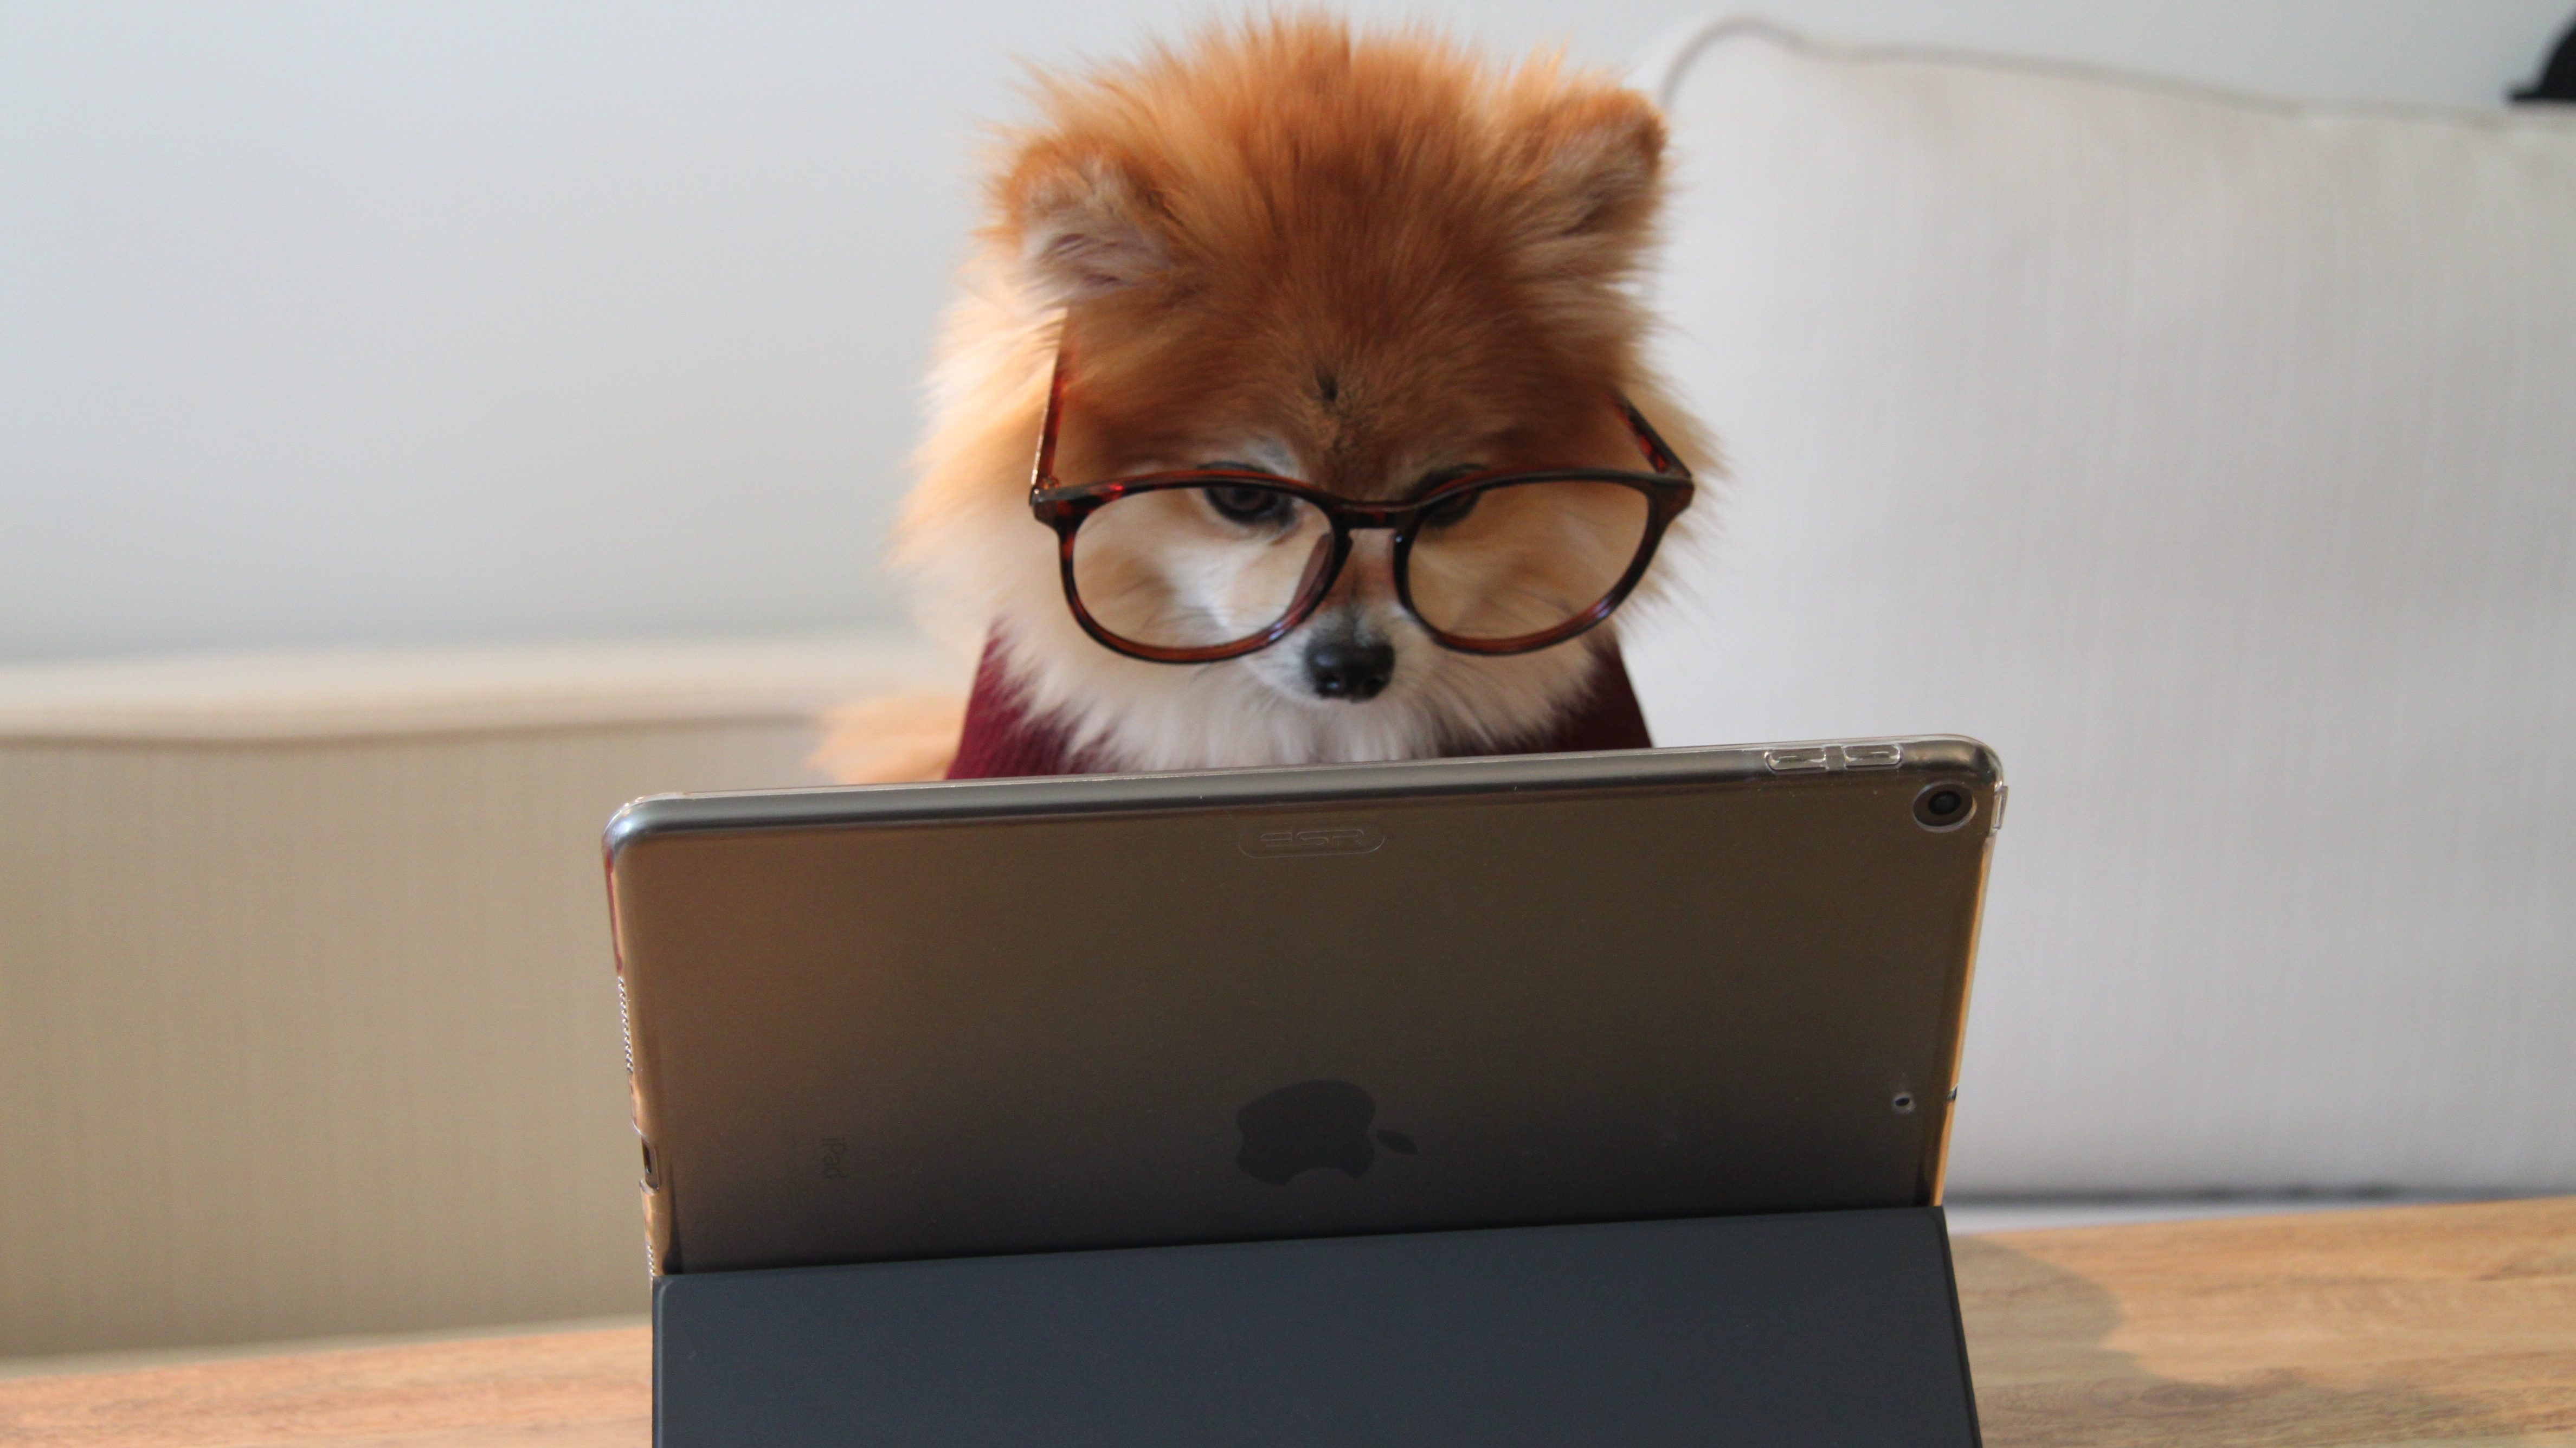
[606,741,1998,1273]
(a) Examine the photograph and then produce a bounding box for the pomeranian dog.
[820,16,1712,783]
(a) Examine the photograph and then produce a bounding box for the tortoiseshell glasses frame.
[1025,347,1696,664]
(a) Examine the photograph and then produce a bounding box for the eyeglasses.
[1027,348,1695,664]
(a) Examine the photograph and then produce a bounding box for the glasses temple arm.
[1616,397,1691,480]
[1030,345,1072,497]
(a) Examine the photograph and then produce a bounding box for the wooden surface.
[1959,1198,2575,1447]
[4,1198,2569,1446]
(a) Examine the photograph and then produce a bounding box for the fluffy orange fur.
[842,15,1714,779]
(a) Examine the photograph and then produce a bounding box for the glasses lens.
[1069,483,1334,652]
[1406,479,1654,643]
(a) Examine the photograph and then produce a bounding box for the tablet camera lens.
[1913,783,1975,831]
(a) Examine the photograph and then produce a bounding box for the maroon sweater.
[946,635,1652,780]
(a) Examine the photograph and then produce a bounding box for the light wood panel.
[3,1198,2568,1446]
[0,723,817,1356]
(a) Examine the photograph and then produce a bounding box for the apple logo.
[1235,1079,1418,1186]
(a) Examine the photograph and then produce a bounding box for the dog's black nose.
[1305,638,1395,701]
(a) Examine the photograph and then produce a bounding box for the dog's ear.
[1512,87,1666,243]
[1001,142,1172,305]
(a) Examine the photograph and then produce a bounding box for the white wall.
[4,1,2567,661]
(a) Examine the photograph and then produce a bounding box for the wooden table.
[5,1198,2570,1446]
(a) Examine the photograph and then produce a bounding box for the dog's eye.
[1416,467,1484,529]
[1202,482,1293,526]
[1421,491,1482,529]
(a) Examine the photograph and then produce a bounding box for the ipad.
[605,738,2001,1275]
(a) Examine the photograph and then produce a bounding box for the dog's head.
[900,19,1706,768]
